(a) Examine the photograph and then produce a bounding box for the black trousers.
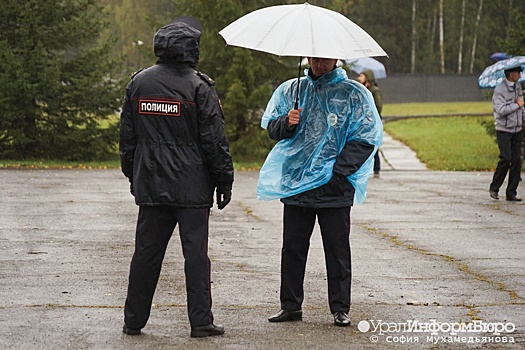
[490,130,523,197]
[373,150,381,173]
[124,206,213,329]
[280,205,352,314]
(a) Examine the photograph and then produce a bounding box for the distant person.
[258,57,382,327]
[357,70,383,177]
[489,66,524,201]
[119,16,234,337]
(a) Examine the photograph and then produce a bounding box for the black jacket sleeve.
[332,140,375,177]
[196,82,234,191]
[119,84,136,181]
[267,116,297,141]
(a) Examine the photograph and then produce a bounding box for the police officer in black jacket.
[119,16,234,338]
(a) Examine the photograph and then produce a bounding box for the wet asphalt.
[0,133,524,349]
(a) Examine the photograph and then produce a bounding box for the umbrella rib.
[333,12,377,58]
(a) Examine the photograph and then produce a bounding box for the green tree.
[499,4,525,56]
[334,0,524,74]
[101,0,173,72]
[0,0,124,161]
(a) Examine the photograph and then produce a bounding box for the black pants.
[280,205,352,314]
[374,149,381,173]
[124,206,213,329]
[490,131,523,198]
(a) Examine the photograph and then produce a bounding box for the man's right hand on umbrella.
[287,109,302,126]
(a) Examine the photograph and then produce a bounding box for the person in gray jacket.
[489,66,524,201]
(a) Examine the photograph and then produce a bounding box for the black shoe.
[489,190,499,200]
[122,324,141,335]
[268,309,302,322]
[334,312,351,327]
[190,323,225,338]
[506,196,522,202]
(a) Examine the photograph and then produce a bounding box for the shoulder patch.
[197,71,215,86]
[131,67,146,79]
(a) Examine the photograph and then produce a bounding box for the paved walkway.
[0,133,524,349]
[379,133,427,172]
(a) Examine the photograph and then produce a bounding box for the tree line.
[0,0,523,161]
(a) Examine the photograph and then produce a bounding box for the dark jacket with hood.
[362,69,383,116]
[119,22,234,207]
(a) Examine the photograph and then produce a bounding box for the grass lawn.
[384,116,498,171]
[0,159,121,169]
[382,101,492,116]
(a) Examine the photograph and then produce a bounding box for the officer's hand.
[216,188,232,210]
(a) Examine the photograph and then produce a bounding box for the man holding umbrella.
[489,65,524,201]
[258,57,382,326]
[219,1,385,327]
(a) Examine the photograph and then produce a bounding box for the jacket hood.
[362,69,377,84]
[153,22,200,67]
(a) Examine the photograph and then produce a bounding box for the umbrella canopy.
[478,56,525,88]
[218,3,387,60]
[489,52,512,62]
[346,57,386,79]
[219,3,387,108]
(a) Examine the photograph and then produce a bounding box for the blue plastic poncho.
[257,67,383,204]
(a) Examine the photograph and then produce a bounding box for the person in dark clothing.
[258,57,382,327]
[489,66,524,201]
[119,16,234,337]
[357,69,383,177]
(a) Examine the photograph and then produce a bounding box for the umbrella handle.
[294,56,301,110]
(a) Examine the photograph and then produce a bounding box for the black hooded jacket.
[119,22,234,207]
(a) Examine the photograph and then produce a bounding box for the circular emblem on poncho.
[327,113,338,126]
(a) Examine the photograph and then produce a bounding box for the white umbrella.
[219,3,387,107]
[219,3,387,60]
[346,57,387,79]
